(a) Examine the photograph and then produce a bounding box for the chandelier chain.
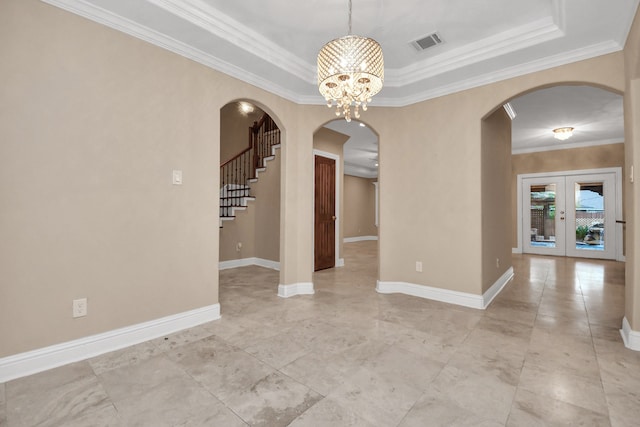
[348,0,352,35]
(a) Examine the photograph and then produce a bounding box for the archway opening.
[218,99,284,295]
[312,118,380,276]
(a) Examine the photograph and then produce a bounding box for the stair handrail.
[219,113,280,218]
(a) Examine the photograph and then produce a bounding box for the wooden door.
[314,155,336,271]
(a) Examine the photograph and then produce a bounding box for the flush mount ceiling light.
[317,0,384,122]
[553,127,574,140]
[238,101,255,115]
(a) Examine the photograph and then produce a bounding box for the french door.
[521,171,620,260]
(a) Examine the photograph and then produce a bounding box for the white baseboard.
[621,317,640,351]
[344,236,378,243]
[376,281,485,309]
[483,267,514,307]
[0,304,221,382]
[278,282,315,298]
[376,268,512,310]
[219,257,280,271]
[336,258,345,267]
[512,247,522,254]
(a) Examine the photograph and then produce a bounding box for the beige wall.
[219,208,256,261]
[0,0,223,356]
[344,175,378,238]
[219,154,280,263]
[375,52,623,296]
[0,0,303,357]
[3,0,639,360]
[254,153,281,262]
[313,128,349,260]
[481,109,512,292]
[624,9,640,330]
[511,143,625,248]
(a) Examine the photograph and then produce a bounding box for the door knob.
[332,216,336,220]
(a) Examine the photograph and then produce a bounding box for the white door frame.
[515,167,624,261]
[313,149,343,268]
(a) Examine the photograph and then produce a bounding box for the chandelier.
[317,0,384,122]
[553,127,574,141]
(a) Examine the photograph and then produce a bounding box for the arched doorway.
[505,85,624,261]
[313,119,380,271]
[218,99,284,292]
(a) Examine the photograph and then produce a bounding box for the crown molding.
[148,0,316,83]
[386,16,563,87]
[377,39,623,107]
[41,0,627,109]
[512,138,624,155]
[344,165,378,179]
[41,0,307,103]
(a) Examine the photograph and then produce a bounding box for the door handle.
[331,216,336,221]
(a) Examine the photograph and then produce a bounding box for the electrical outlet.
[496,258,500,268]
[236,242,242,252]
[416,261,423,272]
[73,298,87,318]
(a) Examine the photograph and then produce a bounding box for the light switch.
[172,170,183,185]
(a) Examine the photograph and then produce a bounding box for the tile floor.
[2,241,640,426]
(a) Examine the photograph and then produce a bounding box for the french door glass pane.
[574,181,605,252]
[530,184,556,248]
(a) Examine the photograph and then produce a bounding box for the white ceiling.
[510,86,624,154]
[45,0,635,177]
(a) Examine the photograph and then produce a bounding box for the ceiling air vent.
[412,32,443,51]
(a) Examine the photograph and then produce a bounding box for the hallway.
[2,242,639,426]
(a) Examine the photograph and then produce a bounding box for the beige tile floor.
[3,241,640,426]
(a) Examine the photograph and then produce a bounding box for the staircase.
[220,113,280,226]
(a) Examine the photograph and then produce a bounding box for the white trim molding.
[219,257,280,271]
[41,0,632,107]
[336,258,345,268]
[377,268,513,310]
[344,236,378,243]
[621,317,640,351]
[483,267,514,308]
[0,304,221,382]
[278,282,315,298]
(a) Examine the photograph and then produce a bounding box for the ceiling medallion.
[317,0,384,122]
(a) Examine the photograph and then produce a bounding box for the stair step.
[219,140,281,229]
[262,155,275,165]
